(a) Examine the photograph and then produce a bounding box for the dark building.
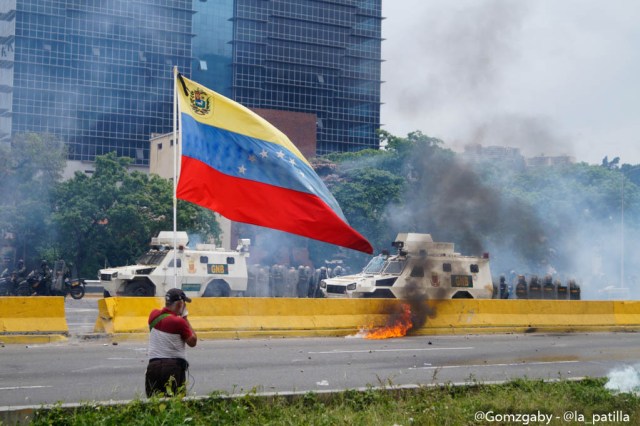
[2,0,382,164]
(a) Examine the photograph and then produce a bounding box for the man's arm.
[183,316,197,347]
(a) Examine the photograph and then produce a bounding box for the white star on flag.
[238,165,246,174]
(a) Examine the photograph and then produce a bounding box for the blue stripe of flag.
[180,114,345,220]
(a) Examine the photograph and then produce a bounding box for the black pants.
[145,358,188,397]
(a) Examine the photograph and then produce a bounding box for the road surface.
[1,331,638,407]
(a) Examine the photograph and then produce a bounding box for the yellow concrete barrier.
[414,299,618,334]
[0,297,68,343]
[94,297,640,340]
[94,297,401,336]
[613,301,640,325]
[94,297,162,334]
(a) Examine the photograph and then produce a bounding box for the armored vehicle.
[319,233,493,299]
[100,231,251,298]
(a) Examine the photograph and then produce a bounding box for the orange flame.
[365,303,413,339]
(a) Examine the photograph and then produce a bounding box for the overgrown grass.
[28,378,640,425]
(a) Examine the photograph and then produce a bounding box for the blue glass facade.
[192,0,233,98]
[3,0,381,163]
[5,0,192,164]
[231,0,382,154]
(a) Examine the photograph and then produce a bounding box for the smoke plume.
[605,365,640,394]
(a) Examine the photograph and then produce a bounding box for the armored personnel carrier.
[100,231,251,298]
[319,233,493,299]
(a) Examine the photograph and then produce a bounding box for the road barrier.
[94,298,640,340]
[0,297,68,343]
[94,297,399,338]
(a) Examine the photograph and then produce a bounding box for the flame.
[364,303,413,339]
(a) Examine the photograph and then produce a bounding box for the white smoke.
[605,364,640,394]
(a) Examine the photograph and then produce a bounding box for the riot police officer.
[14,259,27,280]
[499,275,510,299]
[37,260,52,295]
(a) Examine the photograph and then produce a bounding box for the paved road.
[1,332,639,407]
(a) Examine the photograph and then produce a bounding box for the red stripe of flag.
[177,156,373,254]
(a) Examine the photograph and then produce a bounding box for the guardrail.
[84,279,103,294]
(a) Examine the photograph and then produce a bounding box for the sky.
[381,0,640,165]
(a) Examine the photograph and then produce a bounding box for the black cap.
[165,288,192,304]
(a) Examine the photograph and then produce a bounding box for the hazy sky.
[381,0,640,165]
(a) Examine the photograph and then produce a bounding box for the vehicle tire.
[203,279,230,297]
[16,281,33,296]
[124,281,155,297]
[70,285,85,300]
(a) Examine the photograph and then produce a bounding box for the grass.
[26,378,640,425]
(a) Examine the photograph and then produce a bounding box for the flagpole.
[172,66,178,289]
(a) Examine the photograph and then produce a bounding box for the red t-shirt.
[148,308,193,359]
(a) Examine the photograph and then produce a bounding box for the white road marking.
[409,360,580,370]
[309,347,474,354]
[72,365,137,373]
[0,385,52,391]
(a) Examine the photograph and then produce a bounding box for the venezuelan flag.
[175,74,373,254]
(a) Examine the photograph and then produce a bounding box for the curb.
[0,333,69,345]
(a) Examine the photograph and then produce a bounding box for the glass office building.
[192,0,383,155]
[2,0,381,163]
[230,0,382,154]
[2,0,192,164]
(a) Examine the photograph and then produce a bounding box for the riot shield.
[52,260,66,292]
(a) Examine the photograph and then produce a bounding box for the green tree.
[52,152,220,277]
[307,130,451,268]
[329,168,405,262]
[0,133,67,267]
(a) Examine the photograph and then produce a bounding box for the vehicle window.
[443,263,452,272]
[168,258,182,268]
[227,257,235,265]
[470,264,479,273]
[363,255,386,274]
[200,256,208,264]
[410,266,424,277]
[137,250,168,266]
[383,260,405,274]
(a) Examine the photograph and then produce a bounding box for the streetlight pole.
[621,173,624,289]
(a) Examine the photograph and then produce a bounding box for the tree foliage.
[3,130,638,289]
[52,152,220,277]
[0,133,67,265]
[312,131,640,288]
